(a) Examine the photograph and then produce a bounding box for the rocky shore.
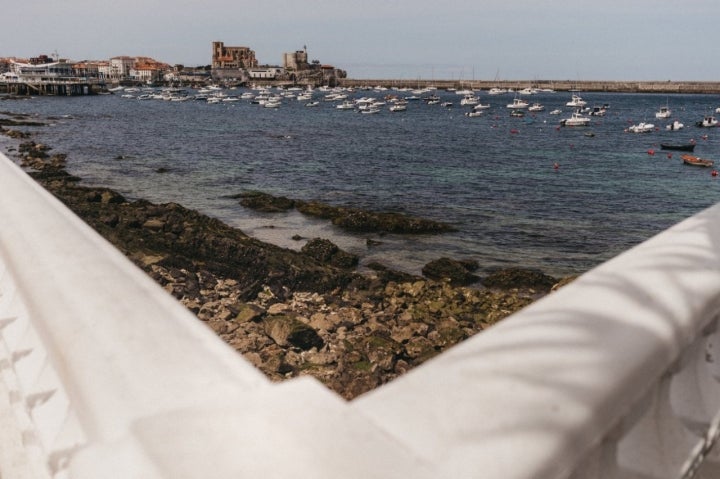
[2,117,573,399]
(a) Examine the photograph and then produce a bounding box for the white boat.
[528,103,545,112]
[336,100,356,110]
[473,103,491,111]
[460,95,479,106]
[518,87,538,95]
[559,111,591,127]
[465,111,483,117]
[566,94,587,107]
[487,87,507,95]
[389,104,407,112]
[655,105,672,119]
[626,122,655,133]
[506,97,529,109]
[696,115,718,128]
[666,120,684,131]
[588,106,607,116]
[549,109,563,115]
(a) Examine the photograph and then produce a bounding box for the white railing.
[1,149,720,478]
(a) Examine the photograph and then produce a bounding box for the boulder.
[421,257,480,286]
[237,191,295,212]
[263,314,324,350]
[301,238,358,269]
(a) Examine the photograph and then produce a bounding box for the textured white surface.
[3,148,720,478]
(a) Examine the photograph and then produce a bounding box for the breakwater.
[339,78,720,94]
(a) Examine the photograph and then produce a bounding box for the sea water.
[3,89,720,277]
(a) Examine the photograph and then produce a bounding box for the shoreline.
[1,116,570,399]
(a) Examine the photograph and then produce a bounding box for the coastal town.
[6,42,720,95]
[0,42,347,94]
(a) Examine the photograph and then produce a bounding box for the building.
[247,67,284,80]
[10,59,75,81]
[283,47,309,71]
[212,41,257,70]
[109,56,135,80]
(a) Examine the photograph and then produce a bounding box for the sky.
[3,0,720,81]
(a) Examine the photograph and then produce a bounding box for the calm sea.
[2,88,720,278]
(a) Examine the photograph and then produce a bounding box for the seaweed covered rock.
[421,257,480,286]
[482,267,558,293]
[236,191,295,212]
[301,238,359,269]
[237,193,456,234]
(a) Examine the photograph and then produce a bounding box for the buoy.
[712,170,718,177]
[647,149,655,155]
[510,129,519,134]
[702,135,709,140]
[553,162,560,170]
[667,153,672,159]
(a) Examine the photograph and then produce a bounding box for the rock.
[482,267,558,293]
[301,238,358,269]
[143,219,165,230]
[234,304,265,323]
[421,257,480,286]
[263,314,324,350]
[238,191,295,212]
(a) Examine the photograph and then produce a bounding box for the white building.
[247,67,284,79]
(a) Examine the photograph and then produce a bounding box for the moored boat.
[696,115,718,128]
[559,111,590,126]
[655,105,672,119]
[681,154,714,167]
[666,120,684,131]
[660,142,695,152]
[626,122,655,133]
[506,97,529,109]
[566,94,587,107]
[528,103,545,112]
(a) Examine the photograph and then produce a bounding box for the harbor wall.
[339,78,720,94]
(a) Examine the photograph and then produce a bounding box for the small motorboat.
[506,97,529,109]
[660,142,695,152]
[559,111,591,127]
[696,115,718,128]
[566,94,587,107]
[666,120,684,131]
[681,154,714,167]
[528,103,545,112]
[655,106,672,119]
[626,122,655,133]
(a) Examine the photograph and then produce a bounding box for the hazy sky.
[3,0,719,81]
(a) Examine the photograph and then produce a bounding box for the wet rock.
[482,267,558,293]
[238,191,295,212]
[421,257,480,286]
[301,238,358,269]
